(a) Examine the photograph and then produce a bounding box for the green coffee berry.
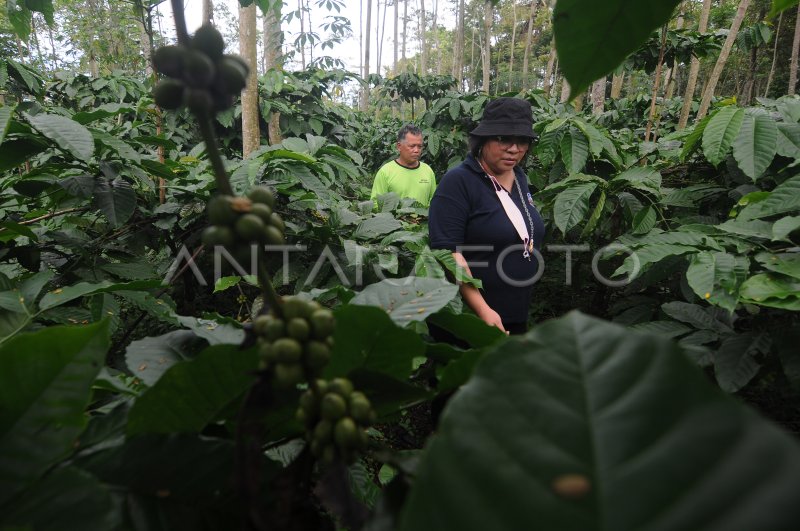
[250,203,273,224]
[183,50,216,88]
[309,309,335,339]
[272,337,302,363]
[247,186,276,207]
[183,88,214,113]
[327,378,354,398]
[334,417,359,448]
[207,195,237,225]
[153,45,186,78]
[217,55,248,94]
[287,318,310,342]
[269,212,286,233]
[305,341,330,371]
[273,362,304,388]
[263,225,285,246]
[235,213,266,242]
[153,79,185,110]
[191,24,225,60]
[201,225,234,248]
[320,393,347,421]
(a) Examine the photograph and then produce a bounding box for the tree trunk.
[645,25,668,142]
[790,3,800,95]
[664,2,685,99]
[239,3,260,157]
[482,0,491,93]
[560,76,570,103]
[377,0,388,75]
[402,0,407,67]
[362,0,372,110]
[521,0,539,91]
[202,0,213,24]
[591,77,605,116]
[543,38,556,96]
[419,0,427,74]
[453,0,465,85]
[765,11,783,97]
[508,2,517,91]
[297,0,306,68]
[610,72,624,99]
[678,0,712,129]
[393,0,398,73]
[264,1,283,144]
[696,0,752,121]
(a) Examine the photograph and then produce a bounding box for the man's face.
[397,133,423,166]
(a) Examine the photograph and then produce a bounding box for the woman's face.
[481,136,530,175]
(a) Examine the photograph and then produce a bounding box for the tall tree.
[663,2,685,100]
[591,77,605,115]
[264,1,283,144]
[678,0,712,130]
[402,0,407,67]
[559,76,570,103]
[362,0,372,110]
[543,38,556,96]
[765,11,783,96]
[297,0,306,68]
[452,0,465,85]
[482,0,492,93]
[508,1,518,90]
[521,0,540,91]
[393,0,398,73]
[202,0,213,24]
[610,71,624,99]
[696,0,752,122]
[239,2,260,157]
[790,3,800,95]
[419,0,427,74]
[645,25,668,142]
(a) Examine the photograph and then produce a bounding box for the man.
[370,124,436,207]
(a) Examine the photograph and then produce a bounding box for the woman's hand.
[477,307,508,334]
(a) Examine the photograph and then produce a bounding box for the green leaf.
[0,321,110,504]
[740,273,800,310]
[126,344,258,436]
[138,159,176,180]
[717,219,774,239]
[73,103,135,125]
[553,182,598,235]
[732,113,778,181]
[2,466,118,531]
[775,122,800,158]
[24,112,94,160]
[612,243,696,279]
[92,177,136,228]
[702,106,744,166]
[325,305,424,381]
[772,216,800,241]
[560,127,589,174]
[350,277,459,327]
[738,175,800,220]
[0,136,49,171]
[426,311,506,348]
[631,205,656,235]
[580,190,607,239]
[353,214,403,240]
[0,270,53,313]
[661,301,734,334]
[769,1,799,19]
[553,0,683,98]
[610,166,662,195]
[398,311,800,531]
[99,261,155,280]
[571,118,605,157]
[629,320,691,339]
[7,2,32,42]
[680,113,712,161]
[176,315,244,345]
[91,129,141,163]
[686,252,749,313]
[213,275,242,293]
[0,104,14,148]
[756,252,800,280]
[715,333,770,393]
[125,330,198,387]
[38,279,159,311]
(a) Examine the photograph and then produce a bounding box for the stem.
[257,258,283,315]
[170,0,190,45]
[196,109,235,196]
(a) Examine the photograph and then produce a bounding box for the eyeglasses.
[492,135,531,149]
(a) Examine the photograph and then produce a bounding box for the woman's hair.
[468,135,486,158]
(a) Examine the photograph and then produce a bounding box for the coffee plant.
[1,1,800,530]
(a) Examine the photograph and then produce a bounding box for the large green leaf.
[732,113,778,181]
[352,214,403,240]
[702,106,744,166]
[24,112,94,160]
[350,277,459,327]
[92,177,136,227]
[553,0,682,98]
[770,0,800,18]
[126,344,258,436]
[554,182,598,235]
[1,466,118,531]
[125,330,198,386]
[176,315,245,345]
[560,127,589,174]
[610,166,662,195]
[680,113,712,161]
[772,216,800,241]
[426,311,507,348]
[738,175,800,220]
[397,311,800,531]
[686,251,749,313]
[612,243,697,278]
[0,105,14,148]
[0,321,110,504]
[325,305,424,381]
[715,333,770,394]
[739,273,800,310]
[0,270,54,313]
[661,301,734,334]
[775,122,800,158]
[756,252,800,280]
[38,279,159,311]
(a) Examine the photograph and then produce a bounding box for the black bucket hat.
[470,97,535,138]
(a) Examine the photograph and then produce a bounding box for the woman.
[429,97,545,335]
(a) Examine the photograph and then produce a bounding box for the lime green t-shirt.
[370,161,436,207]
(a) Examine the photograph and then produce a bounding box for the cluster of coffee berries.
[202,186,285,256]
[297,378,376,464]
[152,24,248,113]
[253,296,335,387]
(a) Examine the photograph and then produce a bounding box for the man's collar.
[395,159,421,169]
